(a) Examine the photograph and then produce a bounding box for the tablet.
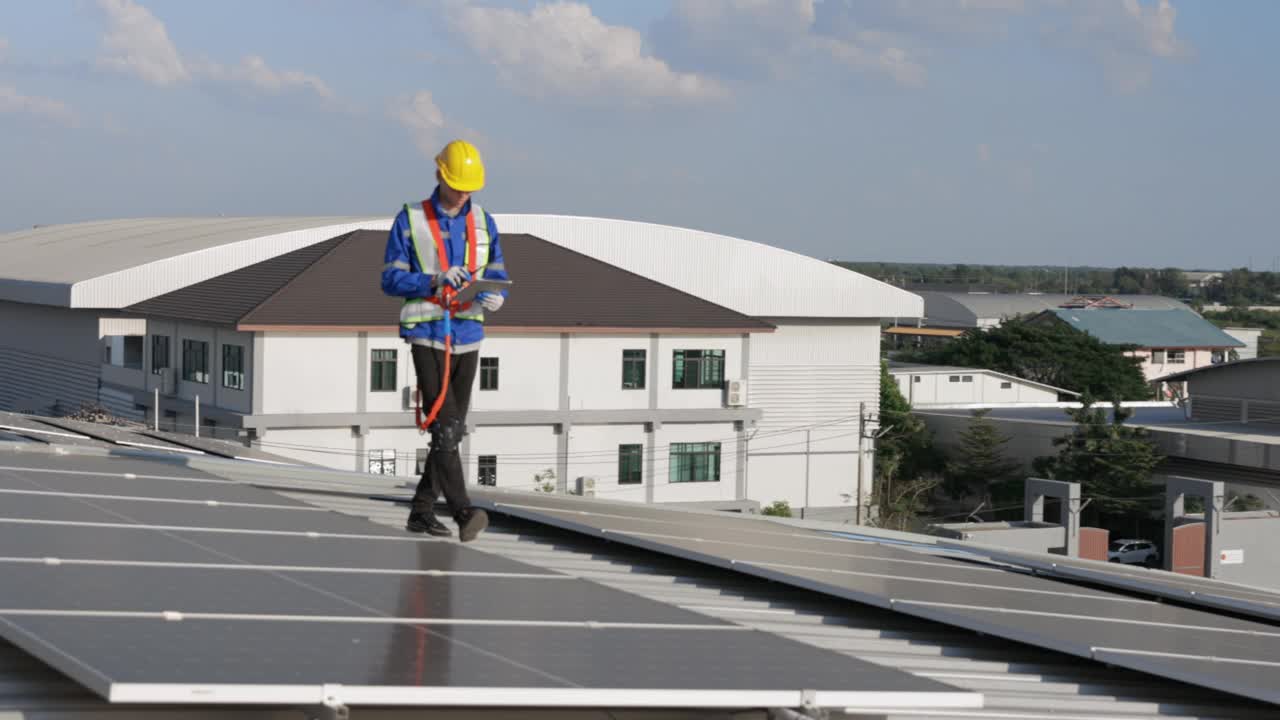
[454,279,512,305]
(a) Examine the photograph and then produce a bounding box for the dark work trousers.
[411,346,480,518]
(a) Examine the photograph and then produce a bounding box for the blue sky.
[1,1,1277,269]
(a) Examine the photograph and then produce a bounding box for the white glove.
[433,266,471,290]
[477,292,505,312]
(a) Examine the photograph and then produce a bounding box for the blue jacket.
[381,187,509,352]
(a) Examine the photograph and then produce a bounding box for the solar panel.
[0,411,109,447]
[135,428,301,465]
[471,489,1280,706]
[0,452,981,713]
[932,541,1280,624]
[0,463,314,506]
[29,417,204,455]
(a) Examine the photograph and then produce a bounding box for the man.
[381,139,509,542]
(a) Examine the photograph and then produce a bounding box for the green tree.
[943,409,1023,500]
[1034,395,1163,525]
[875,361,941,488]
[761,501,793,518]
[912,318,1151,400]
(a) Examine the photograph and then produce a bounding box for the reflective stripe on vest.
[400,200,491,328]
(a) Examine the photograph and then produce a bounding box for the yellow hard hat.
[435,139,485,192]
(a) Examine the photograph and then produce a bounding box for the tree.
[912,318,1151,400]
[760,500,793,517]
[875,361,941,488]
[1034,394,1163,525]
[943,409,1022,500]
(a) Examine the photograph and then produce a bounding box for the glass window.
[371,349,397,392]
[618,444,643,485]
[181,340,209,384]
[478,455,497,486]
[962,375,973,383]
[367,449,396,475]
[1167,350,1186,364]
[670,442,721,483]
[123,336,144,370]
[151,335,170,375]
[622,349,647,389]
[949,375,961,383]
[672,350,725,389]
[1000,381,1013,389]
[480,357,499,391]
[1151,350,1166,364]
[222,344,245,390]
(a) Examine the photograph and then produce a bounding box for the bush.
[761,501,792,518]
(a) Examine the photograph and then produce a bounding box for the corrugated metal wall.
[0,344,98,414]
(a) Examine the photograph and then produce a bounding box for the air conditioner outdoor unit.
[403,386,417,411]
[726,379,747,407]
[575,476,597,498]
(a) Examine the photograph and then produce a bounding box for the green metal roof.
[1049,308,1245,348]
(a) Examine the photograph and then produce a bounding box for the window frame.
[618,444,644,485]
[622,349,647,390]
[1167,350,1186,365]
[151,335,171,376]
[222,344,245,390]
[370,349,398,392]
[181,339,210,384]
[672,349,726,390]
[480,357,500,391]
[478,455,498,486]
[669,442,722,483]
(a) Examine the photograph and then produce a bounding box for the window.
[480,357,499,391]
[1167,350,1186,365]
[962,375,973,383]
[618,444,643,485]
[368,449,396,475]
[1151,349,1166,364]
[949,375,961,383]
[371,349,397,392]
[670,442,721,483]
[151,335,170,375]
[1000,381,1013,389]
[672,350,725,389]
[123,336,143,370]
[416,448,429,475]
[912,376,921,383]
[222,344,245,390]
[622,349,647,389]
[181,340,209,383]
[478,455,497,486]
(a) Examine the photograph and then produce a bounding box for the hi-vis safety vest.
[398,200,491,329]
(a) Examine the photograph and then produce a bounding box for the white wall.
[134,321,254,415]
[652,422,741,503]
[467,424,560,489]
[567,336,651,411]
[261,333,358,414]
[565,423,650,502]
[365,335,414,414]
[747,322,877,509]
[655,335,743,410]
[470,335,560,411]
[894,371,1061,405]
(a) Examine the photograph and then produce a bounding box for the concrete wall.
[654,335,744,410]
[566,336,654,411]
[919,412,1064,472]
[0,301,101,413]
[1224,328,1262,360]
[931,522,1068,555]
[894,371,1061,406]
[1212,512,1280,589]
[1132,348,1218,382]
[472,334,560,412]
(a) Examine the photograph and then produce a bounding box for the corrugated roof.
[129,230,774,332]
[1154,356,1280,383]
[1049,308,1245,349]
[919,292,1190,326]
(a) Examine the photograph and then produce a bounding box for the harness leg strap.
[429,416,465,454]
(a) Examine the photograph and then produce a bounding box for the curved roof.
[0,215,921,319]
[497,215,921,319]
[0,217,389,308]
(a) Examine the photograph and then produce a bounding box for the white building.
[0,216,919,514]
[888,363,1076,407]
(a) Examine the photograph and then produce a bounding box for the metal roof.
[1048,308,1245,349]
[887,363,1080,396]
[127,231,774,332]
[1,441,1275,718]
[0,215,921,321]
[918,292,1190,326]
[0,217,386,307]
[1154,356,1280,383]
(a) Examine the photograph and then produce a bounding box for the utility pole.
[856,401,866,525]
[803,429,811,520]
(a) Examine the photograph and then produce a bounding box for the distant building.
[1031,307,1244,384]
[1183,271,1223,293]
[888,362,1077,406]
[1156,357,1280,426]
[912,291,1190,330]
[1222,327,1263,360]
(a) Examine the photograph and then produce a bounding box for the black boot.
[406,509,452,537]
[456,507,489,543]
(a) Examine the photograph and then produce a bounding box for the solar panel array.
[471,489,1280,707]
[0,446,980,712]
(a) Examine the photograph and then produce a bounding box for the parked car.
[1108,539,1160,567]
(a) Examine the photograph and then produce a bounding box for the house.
[1033,307,1244,383]
[888,362,1077,406]
[1155,356,1280,425]
[0,216,920,515]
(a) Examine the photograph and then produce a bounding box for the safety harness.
[413,200,480,433]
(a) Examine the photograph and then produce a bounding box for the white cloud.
[390,91,448,158]
[453,1,726,103]
[197,55,335,100]
[95,0,189,86]
[1044,0,1187,92]
[0,85,77,125]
